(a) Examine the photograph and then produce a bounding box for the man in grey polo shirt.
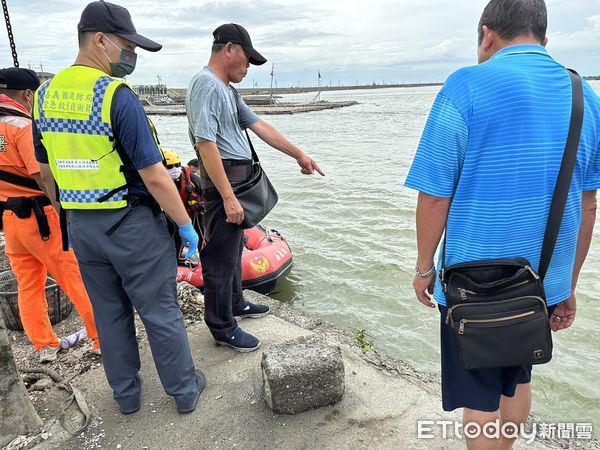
[187,23,324,352]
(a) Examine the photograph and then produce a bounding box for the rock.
[22,373,43,384]
[261,335,345,415]
[31,378,53,391]
[177,282,205,323]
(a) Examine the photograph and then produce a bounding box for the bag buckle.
[127,196,140,207]
[440,268,447,292]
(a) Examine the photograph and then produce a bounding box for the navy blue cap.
[0,68,40,90]
[78,1,162,52]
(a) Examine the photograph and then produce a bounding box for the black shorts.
[439,303,556,412]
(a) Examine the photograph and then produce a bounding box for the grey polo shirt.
[186,67,260,160]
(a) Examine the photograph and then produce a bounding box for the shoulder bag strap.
[537,70,584,279]
[229,86,260,163]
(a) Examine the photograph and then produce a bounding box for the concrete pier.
[10,290,589,449]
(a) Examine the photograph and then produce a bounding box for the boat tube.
[176,225,293,294]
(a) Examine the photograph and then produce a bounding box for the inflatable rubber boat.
[176,225,293,294]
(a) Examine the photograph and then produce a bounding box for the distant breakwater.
[145,101,359,116]
[168,82,443,98]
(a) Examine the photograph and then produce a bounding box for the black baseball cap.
[78,1,162,52]
[213,23,267,65]
[0,68,40,90]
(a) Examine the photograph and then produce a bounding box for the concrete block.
[261,335,345,414]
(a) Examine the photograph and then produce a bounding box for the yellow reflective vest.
[33,66,129,209]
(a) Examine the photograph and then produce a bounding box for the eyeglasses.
[166,163,181,169]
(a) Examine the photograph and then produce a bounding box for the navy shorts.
[439,304,556,412]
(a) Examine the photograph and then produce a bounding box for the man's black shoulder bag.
[440,70,584,370]
[230,87,278,229]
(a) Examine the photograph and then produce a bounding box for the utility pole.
[310,69,322,103]
[316,68,321,101]
[269,62,274,105]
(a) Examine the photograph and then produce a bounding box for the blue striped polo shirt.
[405,44,600,306]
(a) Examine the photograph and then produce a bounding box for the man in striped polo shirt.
[406,0,600,447]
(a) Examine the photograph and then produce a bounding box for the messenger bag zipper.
[446,296,547,326]
[457,265,540,301]
[455,265,539,301]
[458,311,535,335]
[457,278,531,300]
[525,265,540,279]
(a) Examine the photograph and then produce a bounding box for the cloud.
[548,15,600,50]
[547,15,600,75]
[0,0,598,86]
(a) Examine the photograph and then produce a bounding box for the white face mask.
[168,166,182,180]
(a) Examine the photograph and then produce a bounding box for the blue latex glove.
[178,221,199,259]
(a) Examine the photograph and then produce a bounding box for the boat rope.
[2,0,19,67]
[251,228,277,250]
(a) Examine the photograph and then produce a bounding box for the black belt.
[221,159,253,166]
[199,160,253,201]
[125,195,160,212]
[105,195,162,237]
[0,196,52,240]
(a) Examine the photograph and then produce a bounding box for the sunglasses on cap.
[166,163,181,169]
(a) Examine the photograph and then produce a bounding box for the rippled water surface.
[152,81,600,434]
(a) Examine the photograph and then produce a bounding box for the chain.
[1,0,19,67]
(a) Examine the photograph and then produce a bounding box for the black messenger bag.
[440,69,584,370]
[233,144,278,229]
[229,87,278,229]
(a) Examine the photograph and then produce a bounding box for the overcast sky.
[1,0,599,88]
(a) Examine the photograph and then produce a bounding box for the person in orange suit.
[0,67,100,363]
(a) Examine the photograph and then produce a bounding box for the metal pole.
[269,62,274,105]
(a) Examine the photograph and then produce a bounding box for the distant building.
[132,79,185,106]
[132,83,168,96]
